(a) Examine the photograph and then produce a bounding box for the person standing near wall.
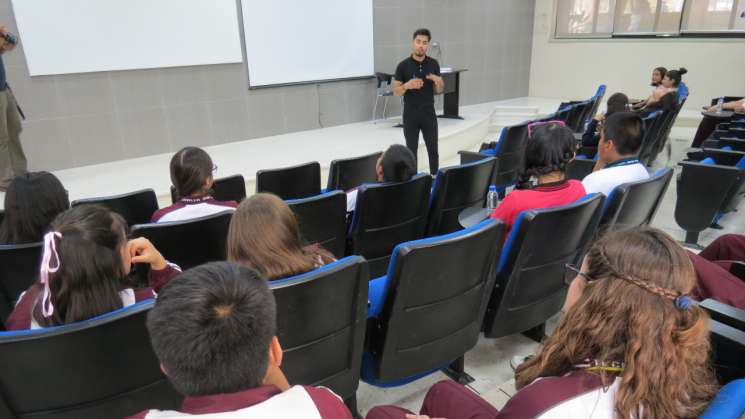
[393,28,444,175]
[0,24,25,192]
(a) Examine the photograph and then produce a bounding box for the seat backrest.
[327,152,383,192]
[701,379,745,419]
[719,138,745,152]
[0,210,4,226]
[130,211,233,270]
[426,157,495,236]
[638,111,665,165]
[709,320,745,385]
[566,158,596,181]
[170,174,247,204]
[71,189,159,227]
[600,168,673,230]
[0,243,42,324]
[0,301,181,419]
[493,122,529,188]
[586,84,607,120]
[369,219,505,382]
[286,191,347,259]
[674,161,741,233]
[256,161,321,200]
[270,256,368,400]
[348,174,432,277]
[483,194,605,338]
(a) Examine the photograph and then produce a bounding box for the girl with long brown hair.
[366,227,718,419]
[226,193,334,280]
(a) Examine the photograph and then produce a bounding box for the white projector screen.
[12,0,243,76]
[241,0,374,87]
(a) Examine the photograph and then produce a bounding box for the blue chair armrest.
[367,275,390,318]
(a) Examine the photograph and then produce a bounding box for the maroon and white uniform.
[368,371,622,419]
[151,196,237,223]
[128,385,352,419]
[5,263,181,331]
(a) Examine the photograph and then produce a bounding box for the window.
[682,0,745,32]
[555,0,614,37]
[555,0,745,37]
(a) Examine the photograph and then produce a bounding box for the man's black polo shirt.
[394,55,441,106]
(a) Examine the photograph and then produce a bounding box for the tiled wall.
[1,0,534,171]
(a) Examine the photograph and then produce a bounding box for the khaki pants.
[0,88,25,188]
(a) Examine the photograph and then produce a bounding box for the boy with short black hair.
[128,262,352,418]
[582,112,649,197]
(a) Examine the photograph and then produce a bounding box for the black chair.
[256,161,321,200]
[327,152,382,192]
[363,219,506,386]
[674,159,742,248]
[459,121,529,190]
[426,157,495,236]
[599,168,674,231]
[71,189,159,227]
[287,191,347,259]
[696,149,745,215]
[130,211,232,270]
[0,300,182,419]
[170,174,246,203]
[566,154,597,181]
[710,320,745,384]
[483,194,605,339]
[270,256,368,412]
[0,243,43,324]
[347,173,432,277]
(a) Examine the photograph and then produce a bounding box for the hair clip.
[674,295,696,311]
[40,231,63,318]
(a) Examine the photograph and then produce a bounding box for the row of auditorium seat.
[0,157,676,321]
[2,182,743,418]
[675,106,745,248]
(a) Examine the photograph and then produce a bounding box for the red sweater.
[5,264,180,331]
[490,180,586,237]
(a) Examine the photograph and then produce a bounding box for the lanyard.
[605,157,640,169]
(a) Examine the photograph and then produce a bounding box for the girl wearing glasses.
[489,122,585,236]
[151,147,238,223]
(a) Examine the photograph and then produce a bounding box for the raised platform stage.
[4,97,562,208]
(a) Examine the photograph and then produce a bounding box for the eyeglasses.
[564,263,595,285]
[527,120,566,138]
[212,164,218,173]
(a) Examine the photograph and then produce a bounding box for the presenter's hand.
[425,73,443,84]
[405,78,424,90]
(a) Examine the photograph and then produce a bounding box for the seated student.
[127,262,352,419]
[346,144,417,213]
[634,67,686,111]
[691,98,745,148]
[650,66,666,89]
[5,205,180,330]
[581,92,629,147]
[151,147,237,222]
[582,112,649,197]
[227,193,335,280]
[0,171,69,244]
[367,227,718,419]
[490,122,585,235]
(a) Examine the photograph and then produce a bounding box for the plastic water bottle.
[716,97,724,114]
[487,185,499,210]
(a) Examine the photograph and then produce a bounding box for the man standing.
[0,25,24,192]
[393,28,444,175]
